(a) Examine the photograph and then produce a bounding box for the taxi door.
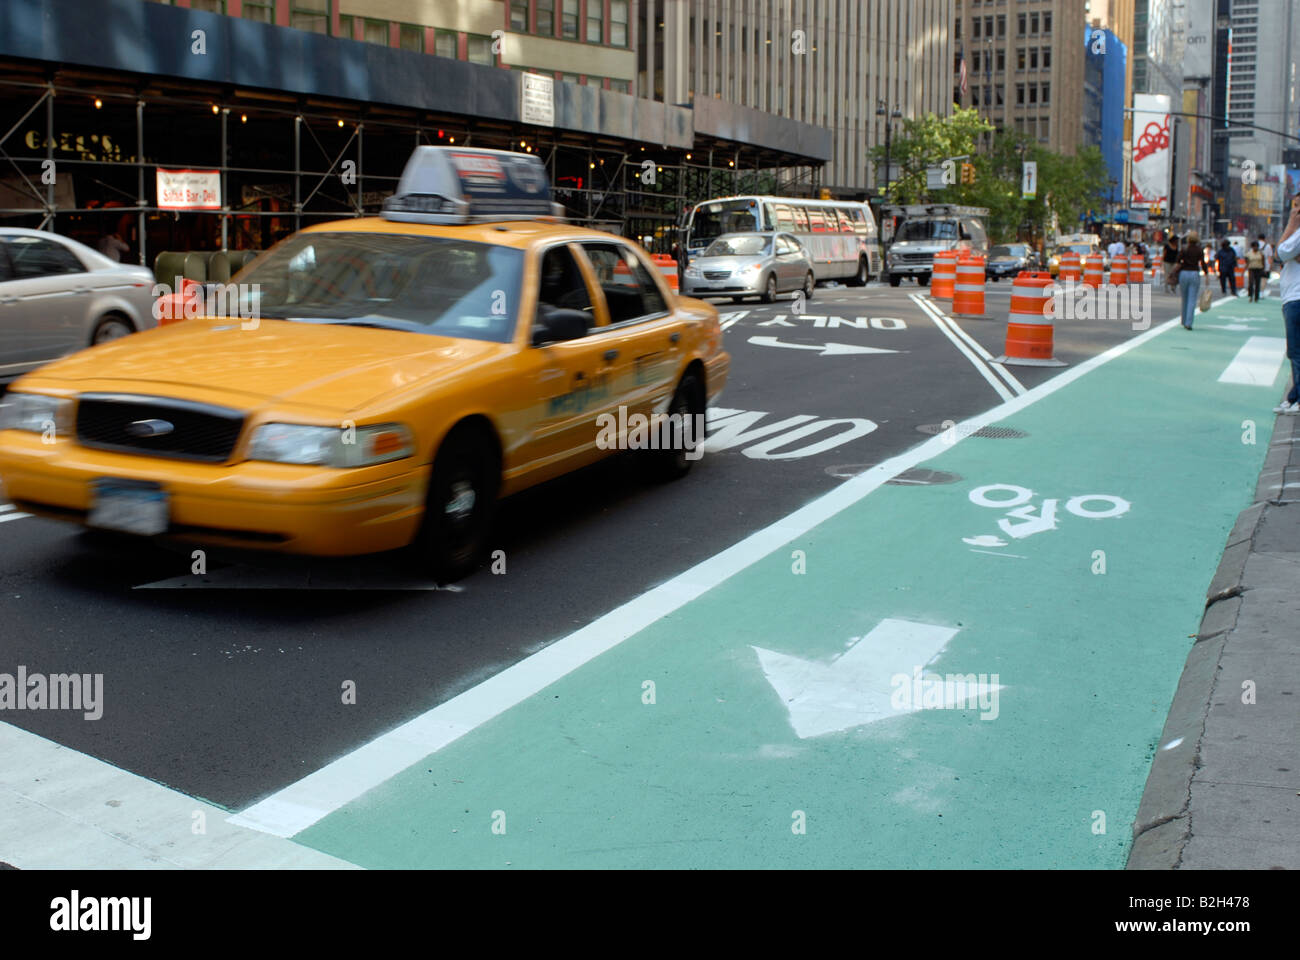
[518,241,622,475]
[575,241,687,431]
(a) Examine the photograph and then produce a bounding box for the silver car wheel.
[93,317,133,344]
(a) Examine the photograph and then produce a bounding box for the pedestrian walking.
[1246,242,1266,302]
[1215,239,1239,296]
[1162,234,1180,293]
[1260,233,1275,274]
[1177,232,1209,330]
[1108,236,1126,261]
[1273,198,1300,413]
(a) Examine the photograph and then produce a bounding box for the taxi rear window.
[240,232,523,342]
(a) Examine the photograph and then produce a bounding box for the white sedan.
[0,227,157,381]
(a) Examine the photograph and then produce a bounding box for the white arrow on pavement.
[754,618,1001,738]
[747,336,897,356]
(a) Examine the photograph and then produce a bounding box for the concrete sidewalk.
[1128,405,1300,869]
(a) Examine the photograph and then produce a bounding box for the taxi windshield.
[240,232,523,342]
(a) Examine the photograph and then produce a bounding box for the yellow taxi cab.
[0,147,730,580]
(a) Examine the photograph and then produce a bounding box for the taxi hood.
[26,317,510,413]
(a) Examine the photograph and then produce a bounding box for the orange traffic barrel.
[651,253,679,291]
[1058,251,1082,282]
[1083,254,1104,289]
[930,250,958,299]
[995,271,1065,367]
[952,256,987,317]
[1234,259,1245,290]
[1109,253,1128,286]
[1127,256,1146,284]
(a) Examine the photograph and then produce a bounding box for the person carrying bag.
[1176,232,1209,329]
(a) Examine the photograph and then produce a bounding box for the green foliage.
[872,109,1112,242]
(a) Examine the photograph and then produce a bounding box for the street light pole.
[876,100,903,201]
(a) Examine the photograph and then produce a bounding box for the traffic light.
[960,162,976,184]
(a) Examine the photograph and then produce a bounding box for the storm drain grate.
[826,464,963,484]
[915,423,1028,439]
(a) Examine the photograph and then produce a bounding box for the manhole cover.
[826,464,963,484]
[915,423,1028,439]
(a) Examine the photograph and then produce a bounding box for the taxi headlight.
[0,393,72,435]
[248,422,415,467]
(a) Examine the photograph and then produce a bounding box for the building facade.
[1084,25,1127,206]
[953,0,1088,155]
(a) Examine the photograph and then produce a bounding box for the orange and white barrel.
[953,256,986,317]
[997,271,1064,366]
[1083,255,1104,289]
[1128,256,1146,285]
[651,254,679,291]
[1109,253,1128,286]
[1235,259,1246,290]
[1058,251,1082,282]
[930,251,958,299]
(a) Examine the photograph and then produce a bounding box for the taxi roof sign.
[383,146,561,224]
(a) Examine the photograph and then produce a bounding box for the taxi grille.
[75,394,245,462]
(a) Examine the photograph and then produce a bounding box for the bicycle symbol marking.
[963,484,1130,548]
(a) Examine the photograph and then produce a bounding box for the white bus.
[683,195,882,286]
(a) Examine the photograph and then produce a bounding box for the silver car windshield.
[705,235,771,257]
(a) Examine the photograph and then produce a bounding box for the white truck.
[882,204,991,286]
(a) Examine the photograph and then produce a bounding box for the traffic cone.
[1084,255,1104,289]
[1058,251,1082,283]
[952,256,992,318]
[930,250,957,299]
[992,271,1066,367]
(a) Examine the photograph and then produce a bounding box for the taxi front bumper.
[0,430,429,556]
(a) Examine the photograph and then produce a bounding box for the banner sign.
[521,72,555,127]
[1131,94,1171,209]
[157,168,221,210]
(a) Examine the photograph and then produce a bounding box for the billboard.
[1131,94,1172,209]
[1182,0,1215,79]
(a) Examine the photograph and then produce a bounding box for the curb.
[1126,409,1298,869]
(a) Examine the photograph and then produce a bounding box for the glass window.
[561,72,579,83]
[791,207,808,231]
[562,0,579,39]
[1028,85,1037,104]
[1018,13,1026,35]
[704,235,771,257]
[399,24,423,52]
[587,1,603,43]
[690,199,761,244]
[773,204,796,230]
[1041,82,1050,105]
[1043,47,1051,69]
[240,233,523,343]
[807,209,827,233]
[191,0,225,12]
[1016,83,1024,104]
[537,0,555,37]
[467,34,493,65]
[997,14,1005,37]
[610,79,630,93]
[996,48,1005,71]
[1043,12,1051,33]
[1017,47,1025,70]
[3,237,85,278]
[537,245,593,317]
[973,17,981,38]
[610,0,629,46]
[510,0,529,32]
[244,1,274,24]
[364,19,388,45]
[580,243,666,323]
[836,209,855,233]
[955,17,961,39]
[1029,47,1038,69]
[1030,12,1039,33]
[984,16,992,36]
[289,0,329,34]
[434,29,457,59]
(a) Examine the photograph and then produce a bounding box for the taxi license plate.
[87,479,169,536]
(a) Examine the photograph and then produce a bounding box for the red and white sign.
[1130,94,1171,209]
[156,168,221,210]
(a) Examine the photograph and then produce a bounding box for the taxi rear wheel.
[651,370,704,481]
[414,426,500,583]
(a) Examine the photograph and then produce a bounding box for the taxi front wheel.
[412,426,500,583]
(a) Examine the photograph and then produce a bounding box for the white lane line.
[229,309,1185,840]
[0,511,29,523]
[0,722,358,869]
[909,294,1014,402]
[0,504,13,512]
[918,297,1027,395]
[1217,336,1287,386]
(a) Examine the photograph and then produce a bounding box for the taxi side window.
[580,243,666,325]
[537,245,593,317]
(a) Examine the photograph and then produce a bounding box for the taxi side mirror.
[531,307,589,346]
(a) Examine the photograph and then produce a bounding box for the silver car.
[0,228,157,381]
[681,232,815,303]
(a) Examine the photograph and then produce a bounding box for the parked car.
[680,231,815,303]
[0,228,156,381]
[985,244,1036,281]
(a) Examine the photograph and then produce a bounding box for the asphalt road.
[0,277,1185,811]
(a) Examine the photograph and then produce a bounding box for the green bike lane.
[279,298,1286,868]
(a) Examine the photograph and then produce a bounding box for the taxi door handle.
[669,332,680,343]
[603,349,618,362]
